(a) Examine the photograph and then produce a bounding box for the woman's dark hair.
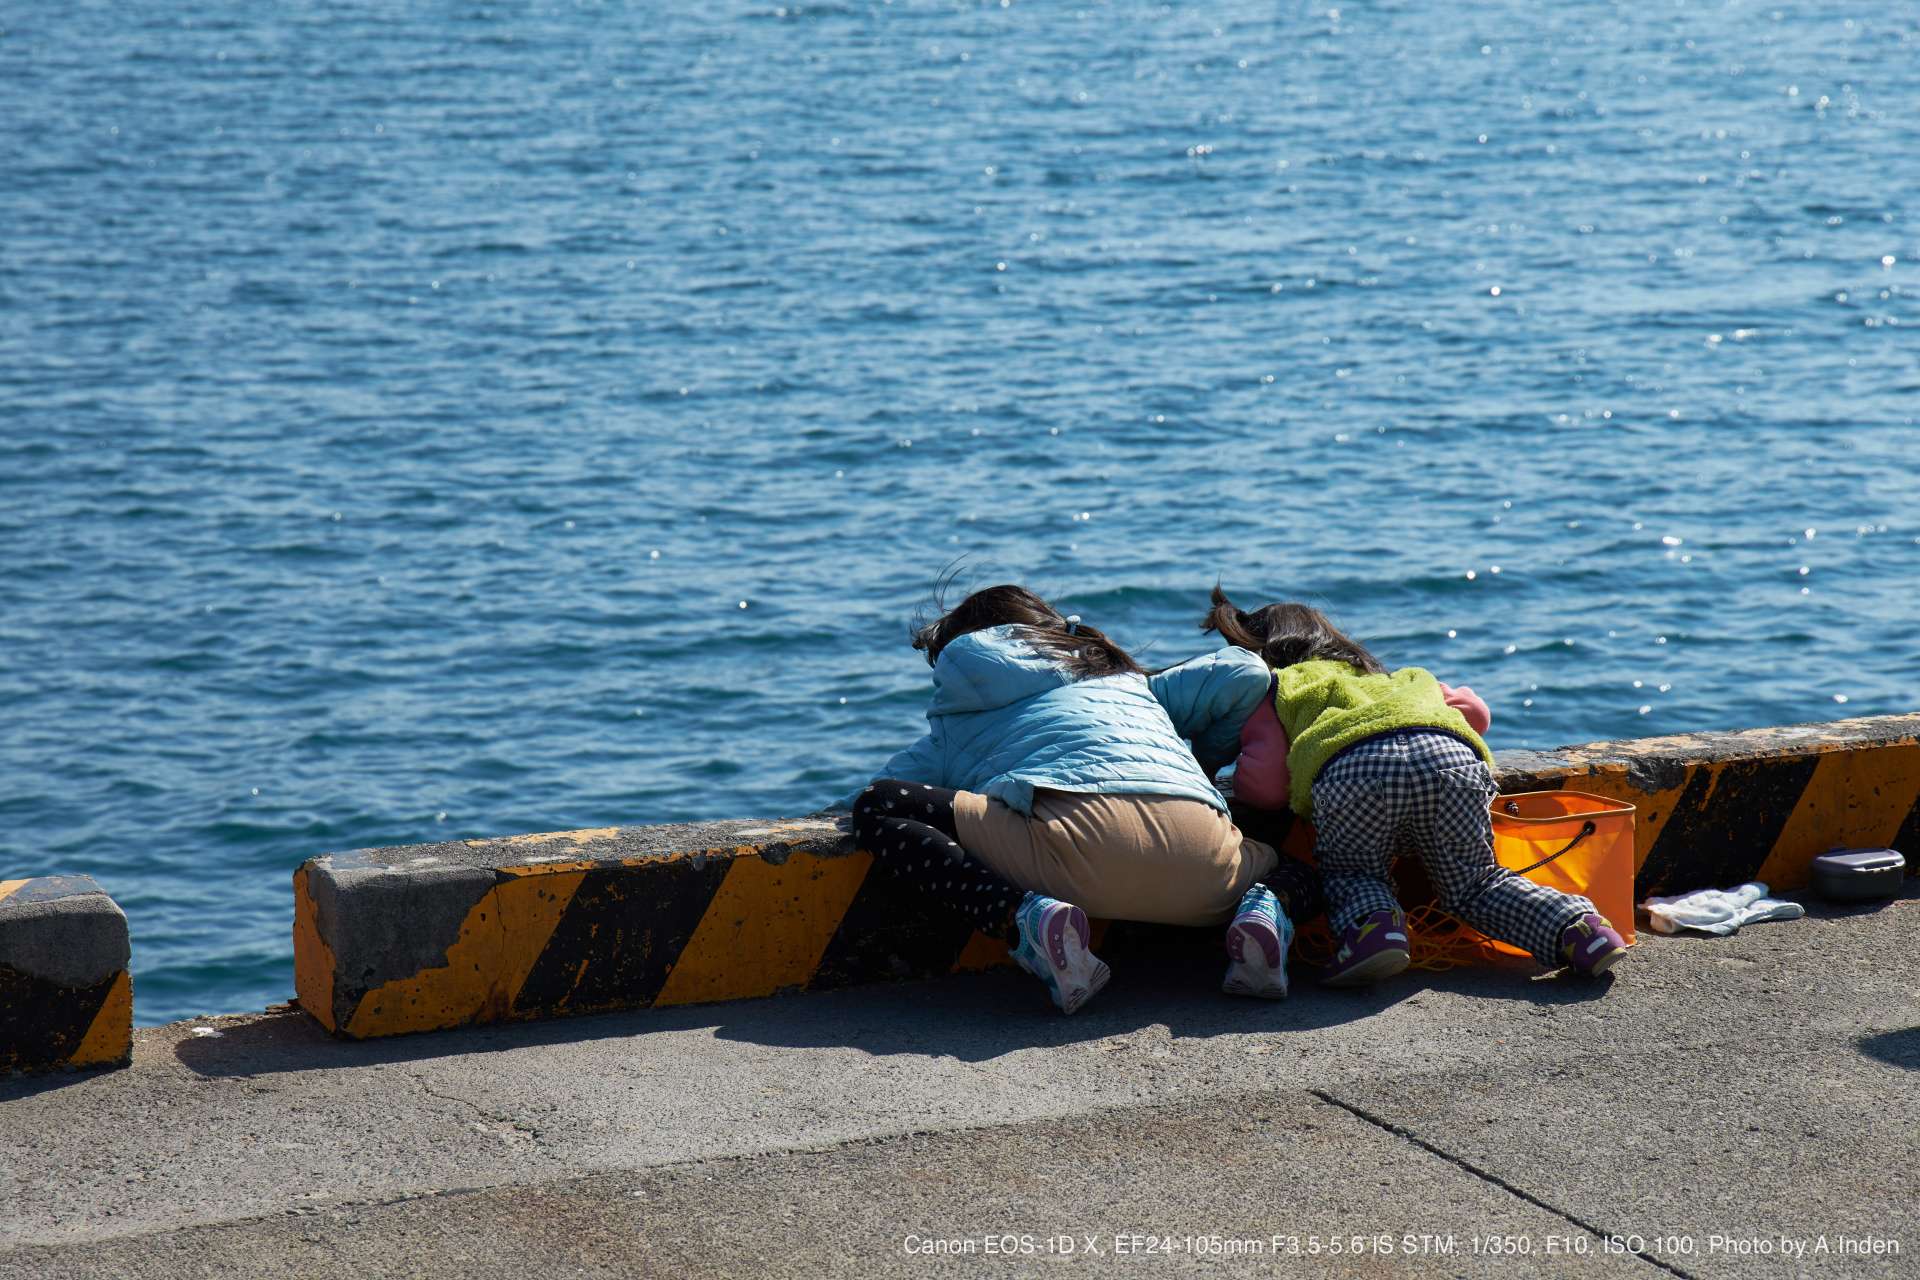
[912,583,1145,679]
[1199,586,1387,675]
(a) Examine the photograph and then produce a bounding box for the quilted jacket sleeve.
[876,731,946,787]
[829,730,944,811]
[1148,648,1274,778]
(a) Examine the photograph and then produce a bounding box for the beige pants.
[951,789,1277,927]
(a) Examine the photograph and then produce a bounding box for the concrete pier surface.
[4,886,1915,1279]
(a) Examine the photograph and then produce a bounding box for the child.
[843,585,1317,1015]
[1150,588,1628,986]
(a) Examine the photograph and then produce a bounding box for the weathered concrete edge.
[310,812,856,877]
[0,876,135,1074]
[308,712,1920,874]
[290,813,905,1039]
[1490,710,1920,792]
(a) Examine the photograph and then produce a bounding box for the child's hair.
[913,584,1145,680]
[1199,586,1388,675]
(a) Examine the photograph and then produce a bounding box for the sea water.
[2,0,1915,1023]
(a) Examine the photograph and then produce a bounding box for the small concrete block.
[0,876,134,1073]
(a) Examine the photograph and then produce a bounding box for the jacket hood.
[926,626,1072,716]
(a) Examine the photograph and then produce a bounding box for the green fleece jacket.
[1277,660,1494,815]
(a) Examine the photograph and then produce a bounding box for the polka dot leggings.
[1259,855,1326,923]
[852,779,1021,937]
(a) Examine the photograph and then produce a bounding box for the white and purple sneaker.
[1222,884,1293,1000]
[1559,913,1629,977]
[1316,909,1411,987]
[1010,892,1109,1016]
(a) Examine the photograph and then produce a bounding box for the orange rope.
[1292,904,1507,972]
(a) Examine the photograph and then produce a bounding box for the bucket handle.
[1505,818,1597,876]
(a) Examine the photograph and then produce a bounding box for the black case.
[1809,846,1907,903]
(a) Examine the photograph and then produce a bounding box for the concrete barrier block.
[296,714,1920,1041]
[1493,712,1920,899]
[0,876,134,1073]
[293,816,1008,1041]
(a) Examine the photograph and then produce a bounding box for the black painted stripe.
[512,860,732,1016]
[0,963,116,1073]
[810,856,977,991]
[1891,791,1920,871]
[1633,757,1821,900]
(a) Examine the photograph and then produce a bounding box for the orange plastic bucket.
[1289,789,1635,969]
[1477,790,1637,954]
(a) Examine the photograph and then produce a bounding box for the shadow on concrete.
[708,937,1618,1062]
[165,1001,756,1080]
[0,1063,126,1102]
[1855,1026,1919,1070]
[164,936,1617,1078]
[1776,883,1920,919]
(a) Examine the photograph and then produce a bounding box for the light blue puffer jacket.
[1147,646,1275,779]
[848,625,1228,815]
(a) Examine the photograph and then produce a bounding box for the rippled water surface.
[4,0,1917,1023]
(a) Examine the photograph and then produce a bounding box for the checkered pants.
[1311,732,1595,967]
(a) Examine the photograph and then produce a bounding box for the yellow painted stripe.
[70,971,132,1067]
[497,873,587,1008]
[652,850,871,1008]
[1536,768,1697,879]
[951,929,1013,972]
[1754,743,1920,890]
[291,868,338,1033]
[344,871,586,1038]
[0,879,27,906]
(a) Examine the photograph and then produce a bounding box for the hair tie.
[1065,615,1081,635]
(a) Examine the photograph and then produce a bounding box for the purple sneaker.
[1316,909,1410,987]
[1222,885,1292,1000]
[1559,914,1628,976]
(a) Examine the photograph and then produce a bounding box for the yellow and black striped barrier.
[0,876,134,1073]
[294,713,1920,1041]
[292,817,1022,1039]
[1497,710,1920,901]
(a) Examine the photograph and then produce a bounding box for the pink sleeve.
[1230,696,1291,810]
[1438,682,1491,735]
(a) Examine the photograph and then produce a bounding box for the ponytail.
[1199,585,1387,675]
[1199,586,1265,652]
